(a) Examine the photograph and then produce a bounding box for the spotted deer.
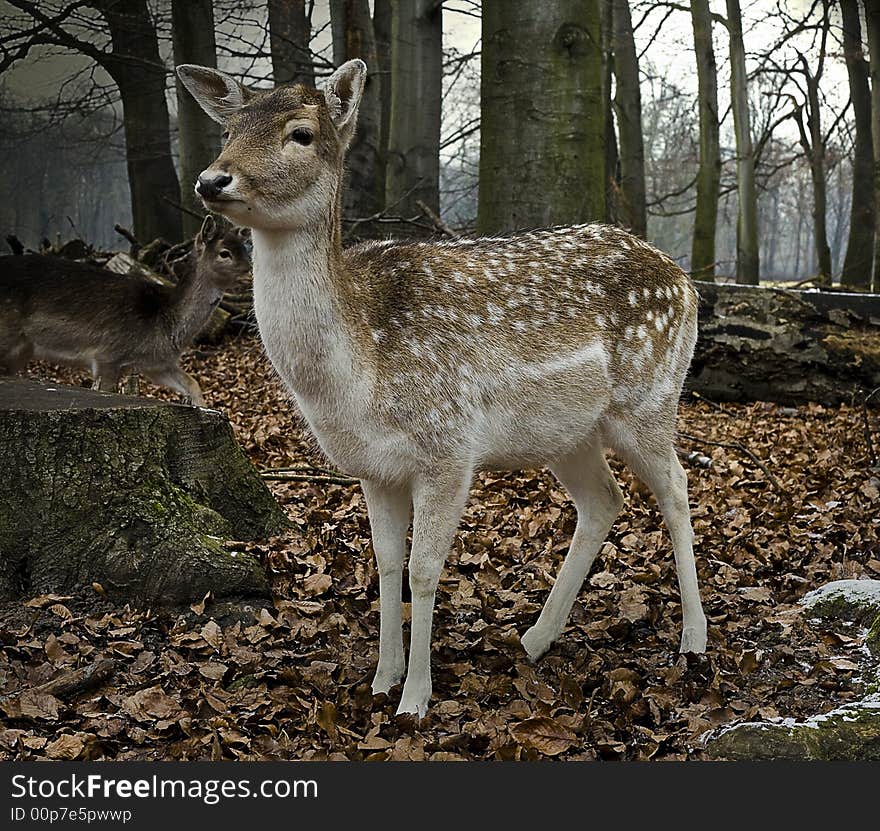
[177,59,708,717]
[0,216,250,405]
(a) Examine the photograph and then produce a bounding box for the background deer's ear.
[197,215,218,247]
[321,59,367,145]
[176,65,253,125]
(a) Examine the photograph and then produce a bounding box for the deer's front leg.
[397,468,472,718]
[361,479,411,695]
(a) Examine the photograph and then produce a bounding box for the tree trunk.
[0,379,289,605]
[690,0,721,279]
[690,281,880,406]
[172,0,220,239]
[726,0,760,284]
[97,0,181,244]
[478,0,605,233]
[792,66,833,284]
[373,0,393,175]
[611,0,645,238]
[600,0,620,224]
[868,0,880,293]
[267,0,314,86]
[330,0,384,224]
[385,0,443,229]
[841,0,875,289]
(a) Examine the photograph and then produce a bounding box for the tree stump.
[0,379,288,605]
[691,281,880,405]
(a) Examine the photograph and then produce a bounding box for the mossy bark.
[0,379,288,605]
[690,281,880,405]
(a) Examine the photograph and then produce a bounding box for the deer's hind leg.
[611,411,707,654]
[521,442,623,661]
[0,332,32,376]
[92,361,121,393]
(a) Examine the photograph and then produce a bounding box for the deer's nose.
[196,173,233,199]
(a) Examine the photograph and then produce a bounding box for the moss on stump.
[0,378,288,605]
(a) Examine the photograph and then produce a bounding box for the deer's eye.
[218,249,232,260]
[286,127,313,146]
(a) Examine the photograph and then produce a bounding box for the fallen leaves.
[4,335,878,761]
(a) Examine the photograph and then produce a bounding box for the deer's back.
[0,255,174,365]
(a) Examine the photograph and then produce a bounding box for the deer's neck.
[167,259,222,349]
[251,213,364,404]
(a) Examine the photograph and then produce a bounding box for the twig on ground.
[261,472,358,486]
[0,659,116,708]
[679,431,782,491]
[690,390,731,416]
[262,463,357,485]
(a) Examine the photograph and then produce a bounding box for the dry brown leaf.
[510,717,576,756]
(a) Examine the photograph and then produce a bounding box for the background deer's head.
[195,214,252,290]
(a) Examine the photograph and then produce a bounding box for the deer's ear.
[197,215,218,246]
[321,59,366,143]
[176,64,253,124]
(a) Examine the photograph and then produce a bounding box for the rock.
[799,579,880,625]
[705,695,880,760]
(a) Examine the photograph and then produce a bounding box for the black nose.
[196,173,232,199]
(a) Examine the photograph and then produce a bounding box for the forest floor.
[2,332,880,760]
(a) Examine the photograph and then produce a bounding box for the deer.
[177,59,708,718]
[0,216,250,406]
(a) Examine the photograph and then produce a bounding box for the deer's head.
[194,215,252,290]
[176,60,366,231]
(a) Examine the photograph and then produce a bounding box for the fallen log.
[0,379,289,605]
[691,281,880,406]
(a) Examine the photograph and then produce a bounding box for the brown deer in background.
[0,216,250,405]
[178,59,707,717]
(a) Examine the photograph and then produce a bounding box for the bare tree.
[600,0,620,224]
[867,0,880,292]
[789,52,833,283]
[726,0,760,284]
[330,0,384,222]
[2,1,182,243]
[690,0,721,279]
[840,0,875,289]
[385,0,443,223]
[172,0,221,238]
[612,0,646,237]
[478,0,605,233]
[267,0,314,86]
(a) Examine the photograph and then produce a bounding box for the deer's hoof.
[521,626,552,663]
[371,667,404,697]
[395,681,431,719]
